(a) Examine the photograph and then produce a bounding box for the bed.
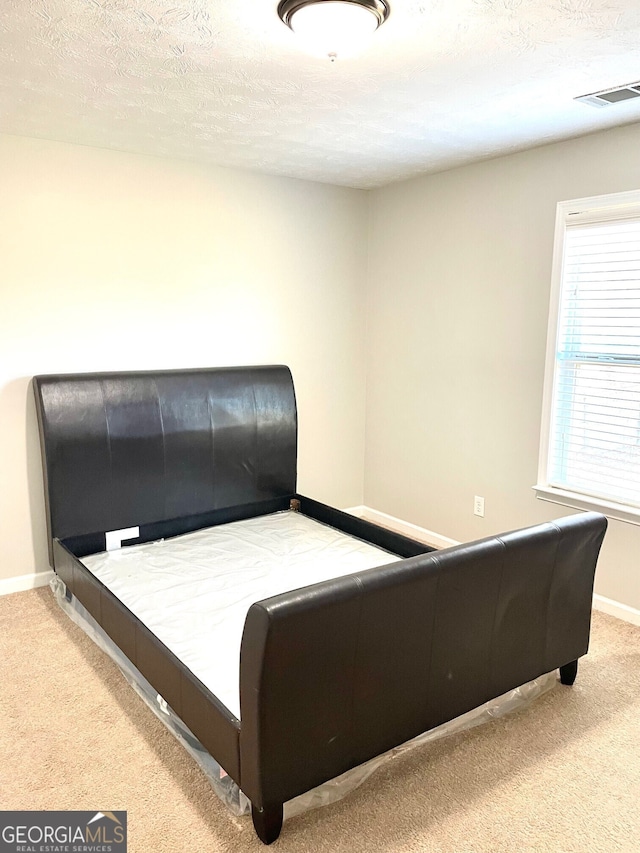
[33,365,607,844]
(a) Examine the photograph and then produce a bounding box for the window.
[536,190,640,524]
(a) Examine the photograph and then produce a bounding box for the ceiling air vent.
[575,82,640,108]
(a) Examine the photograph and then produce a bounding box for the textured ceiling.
[2,0,640,188]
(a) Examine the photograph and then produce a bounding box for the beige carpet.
[1,587,638,852]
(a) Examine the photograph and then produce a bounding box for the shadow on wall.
[26,380,50,572]
[0,376,49,574]
[0,376,49,577]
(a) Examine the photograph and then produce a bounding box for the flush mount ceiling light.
[278,0,390,61]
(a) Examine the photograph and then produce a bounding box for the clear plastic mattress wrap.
[80,511,404,719]
[51,517,557,826]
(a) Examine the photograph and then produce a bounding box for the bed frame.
[34,365,607,844]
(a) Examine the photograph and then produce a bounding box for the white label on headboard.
[105,526,140,551]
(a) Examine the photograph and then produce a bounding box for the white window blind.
[539,196,640,519]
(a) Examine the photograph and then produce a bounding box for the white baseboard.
[0,570,53,597]
[343,505,460,550]
[593,594,640,626]
[344,505,640,627]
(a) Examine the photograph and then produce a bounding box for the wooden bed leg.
[251,802,283,845]
[559,659,578,685]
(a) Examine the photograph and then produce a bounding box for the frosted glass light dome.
[278,1,390,61]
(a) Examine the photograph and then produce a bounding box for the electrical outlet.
[474,495,485,517]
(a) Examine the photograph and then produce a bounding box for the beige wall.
[0,134,368,582]
[366,122,640,611]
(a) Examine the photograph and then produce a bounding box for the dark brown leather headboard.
[34,366,297,565]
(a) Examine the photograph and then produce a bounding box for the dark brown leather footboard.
[239,511,607,826]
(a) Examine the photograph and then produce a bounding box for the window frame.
[535,188,640,526]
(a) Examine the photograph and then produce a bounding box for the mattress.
[82,511,400,718]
